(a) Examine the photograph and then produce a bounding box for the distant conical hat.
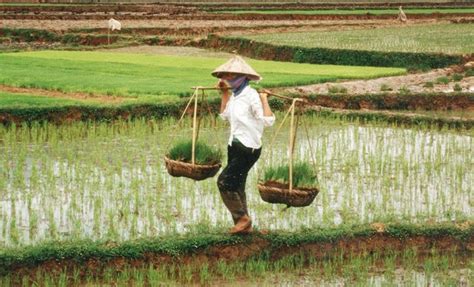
[211,56,262,81]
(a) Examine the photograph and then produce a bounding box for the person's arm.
[217,80,231,120]
[251,90,275,127]
[258,92,273,117]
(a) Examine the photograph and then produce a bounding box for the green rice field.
[0,51,406,103]
[0,92,86,107]
[243,23,474,54]
[0,115,471,248]
[0,13,472,284]
[2,249,470,286]
[396,109,474,120]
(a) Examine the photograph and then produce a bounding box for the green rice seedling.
[117,268,131,285]
[216,260,235,281]
[167,140,222,165]
[398,85,411,95]
[0,115,472,247]
[199,263,210,285]
[465,68,474,77]
[132,268,145,287]
[179,264,193,283]
[244,23,473,54]
[146,265,160,285]
[453,83,462,92]
[436,76,450,84]
[451,73,463,82]
[0,275,11,287]
[423,81,434,88]
[57,272,67,287]
[380,83,393,91]
[0,51,405,103]
[263,162,318,188]
[328,85,348,94]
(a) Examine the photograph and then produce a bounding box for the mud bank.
[1,222,472,278]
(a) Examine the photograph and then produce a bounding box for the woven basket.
[164,156,221,181]
[258,181,319,207]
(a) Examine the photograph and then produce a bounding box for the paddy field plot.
[2,248,470,286]
[0,51,405,103]
[0,116,471,247]
[243,23,474,54]
[0,91,87,108]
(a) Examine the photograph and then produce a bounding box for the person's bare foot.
[230,215,252,235]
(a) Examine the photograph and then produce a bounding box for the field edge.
[1,221,472,277]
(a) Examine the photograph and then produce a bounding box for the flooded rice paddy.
[2,248,470,286]
[0,115,472,247]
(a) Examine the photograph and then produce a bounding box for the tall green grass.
[167,140,222,165]
[263,162,318,188]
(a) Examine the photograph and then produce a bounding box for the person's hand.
[216,79,230,93]
[259,89,270,102]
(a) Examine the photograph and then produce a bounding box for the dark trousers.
[217,140,261,223]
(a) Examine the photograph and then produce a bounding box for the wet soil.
[1,10,473,21]
[0,18,420,31]
[200,2,473,11]
[98,45,234,58]
[283,66,474,96]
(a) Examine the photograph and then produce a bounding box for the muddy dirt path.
[1,11,472,21]
[0,18,407,31]
[98,45,234,58]
[0,85,128,104]
[281,66,474,96]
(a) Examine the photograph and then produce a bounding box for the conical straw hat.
[211,56,262,81]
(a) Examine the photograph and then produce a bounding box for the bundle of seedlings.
[258,162,319,207]
[165,139,222,181]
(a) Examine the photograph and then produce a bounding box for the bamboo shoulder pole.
[191,88,199,166]
[190,87,300,102]
[289,98,304,193]
[289,100,296,193]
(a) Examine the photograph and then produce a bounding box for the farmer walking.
[213,56,275,234]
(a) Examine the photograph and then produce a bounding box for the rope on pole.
[164,88,198,153]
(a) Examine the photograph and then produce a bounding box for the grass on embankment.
[0,222,471,276]
[1,93,473,129]
[243,23,474,55]
[0,51,406,100]
[2,245,470,286]
[219,8,474,15]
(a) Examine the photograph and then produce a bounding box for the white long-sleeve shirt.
[219,85,275,149]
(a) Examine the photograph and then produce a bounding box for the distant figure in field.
[108,18,121,31]
[398,6,407,23]
[107,18,121,45]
